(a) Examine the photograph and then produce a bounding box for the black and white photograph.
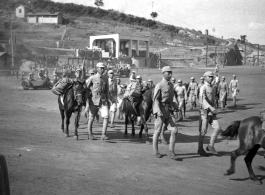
[1,0,265,194]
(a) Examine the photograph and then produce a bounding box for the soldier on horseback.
[125,75,143,120]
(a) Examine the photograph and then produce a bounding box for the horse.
[58,81,86,140]
[222,116,265,185]
[120,88,155,144]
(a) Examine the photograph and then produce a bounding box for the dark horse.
[222,116,265,184]
[121,88,154,144]
[58,82,86,140]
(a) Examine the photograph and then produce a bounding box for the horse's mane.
[142,88,154,99]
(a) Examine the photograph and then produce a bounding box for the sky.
[52,0,265,45]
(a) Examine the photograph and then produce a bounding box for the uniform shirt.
[199,81,216,110]
[108,77,117,102]
[218,81,229,93]
[153,78,177,115]
[187,82,198,95]
[174,84,187,101]
[229,79,239,89]
[117,84,126,98]
[130,74,136,81]
[126,81,142,97]
[86,73,109,106]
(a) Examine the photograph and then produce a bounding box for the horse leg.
[225,147,247,176]
[131,117,135,137]
[65,111,71,137]
[74,110,81,140]
[124,114,128,137]
[142,114,151,144]
[59,108,65,133]
[244,145,262,184]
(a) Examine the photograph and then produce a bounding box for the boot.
[197,134,208,156]
[206,145,218,155]
[101,118,109,140]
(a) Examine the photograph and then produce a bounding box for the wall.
[38,16,58,24]
[28,17,37,23]
[16,6,28,18]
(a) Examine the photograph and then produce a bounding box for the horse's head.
[73,82,86,106]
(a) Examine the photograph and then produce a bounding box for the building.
[0,52,8,69]
[27,12,63,24]
[15,5,30,18]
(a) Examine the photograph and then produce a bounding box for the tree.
[94,0,104,8]
[150,12,158,20]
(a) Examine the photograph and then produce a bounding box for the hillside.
[0,0,264,69]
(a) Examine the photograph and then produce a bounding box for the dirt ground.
[1,66,265,195]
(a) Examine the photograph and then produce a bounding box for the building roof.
[0,52,6,57]
[27,12,61,16]
[15,4,30,9]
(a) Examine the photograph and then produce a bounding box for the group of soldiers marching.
[53,61,240,159]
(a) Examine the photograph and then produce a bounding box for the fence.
[0,70,20,78]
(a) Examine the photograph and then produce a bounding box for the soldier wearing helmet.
[86,62,110,140]
[171,77,176,84]
[117,78,125,120]
[174,79,187,121]
[229,74,239,107]
[198,71,221,156]
[218,76,229,110]
[125,75,143,120]
[187,77,198,110]
[108,69,118,128]
[153,66,179,159]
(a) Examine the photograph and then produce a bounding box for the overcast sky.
[52,0,265,45]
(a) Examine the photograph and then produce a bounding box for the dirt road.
[1,67,265,195]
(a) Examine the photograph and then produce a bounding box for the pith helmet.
[96,62,105,68]
[161,66,172,73]
[203,71,214,77]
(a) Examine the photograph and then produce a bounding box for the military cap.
[132,71,136,73]
[148,79,152,82]
[96,62,105,68]
[161,66,172,73]
[136,75,142,79]
[143,81,146,83]
[203,71,214,77]
[222,76,225,79]
[108,70,114,74]
[116,78,120,80]
[171,78,176,81]
[200,77,204,80]
[191,77,195,80]
[75,68,81,72]
[233,74,236,77]
[89,69,95,74]
[178,79,182,83]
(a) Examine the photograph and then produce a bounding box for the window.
[19,9,22,13]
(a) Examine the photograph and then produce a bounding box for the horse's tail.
[222,120,241,139]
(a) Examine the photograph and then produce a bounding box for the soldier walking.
[153,66,178,159]
[187,77,198,110]
[86,62,110,140]
[218,76,229,110]
[174,79,187,121]
[108,70,118,128]
[198,71,221,156]
[117,78,126,120]
[229,75,239,107]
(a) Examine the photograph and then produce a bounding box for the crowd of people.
[52,61,240,159]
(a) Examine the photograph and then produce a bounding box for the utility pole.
[10,18,14,67]
[214,44,217,66]
[205,29,208,67]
